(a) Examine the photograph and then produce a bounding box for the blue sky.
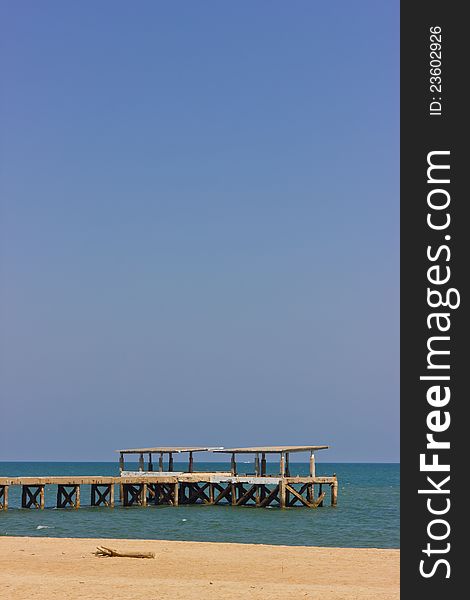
[0,1,399,462]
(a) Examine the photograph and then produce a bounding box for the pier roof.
[213,445,329,454]
[117,447,221,454]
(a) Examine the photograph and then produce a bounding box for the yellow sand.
[0,536,399,599]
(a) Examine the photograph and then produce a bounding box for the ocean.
[0,462,399,548]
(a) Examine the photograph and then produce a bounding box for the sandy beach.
[0,536,399,599]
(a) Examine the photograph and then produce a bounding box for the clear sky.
[0,1,399,462]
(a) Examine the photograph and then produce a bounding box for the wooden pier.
[0,445,338,511]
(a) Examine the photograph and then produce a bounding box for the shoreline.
[0,535,399,599]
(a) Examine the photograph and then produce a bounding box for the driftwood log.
[94,545,155,559]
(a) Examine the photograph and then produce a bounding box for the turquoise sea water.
[0,462,399,548]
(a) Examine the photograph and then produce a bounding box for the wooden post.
[280,452,285,477]
[0,486,8,510]
[209,483,214,504]
[308,451,316,503]
[309,451,316,478]
[307,483,314,503]
[109,483,115,507]
[119,482,124,504]
[279,480,286,509]
[139,453,144,472]
[331,475,338,507]
[259,484,267,505]
[230,453,237,476]
[319,483,323,507]
[119,453,124,472]
[122,484,129,507]
[169,453,174,471]
[261,453,266,476]
[159,453,164,472]
[141,483,147,507]
[174,482,179,506]
[231,483,237,506]
[255,454,260,476]
[148,453,153,471]
[285,452,290,477]
[188,452,194,473]
[40,486,45,509]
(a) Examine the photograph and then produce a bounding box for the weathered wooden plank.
[209,476,281,485]
[285,484,311,508]
[288,483,308,507]
[213,483,232,505]
[259,485,280,508]
[184,482,210,504]
[313,491,326,508]
[236,484,257,506]
[285,476,336,484]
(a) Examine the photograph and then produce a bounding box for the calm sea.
[0,462,399,548]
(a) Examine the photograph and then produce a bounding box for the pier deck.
[0,474,337,510]
[0,445,338,511]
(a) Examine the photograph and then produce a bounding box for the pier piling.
[0,485,8,510]
[57,485,80,509]
[91,484,114,507]
[331,475,338,507]
[21,485,44,509]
